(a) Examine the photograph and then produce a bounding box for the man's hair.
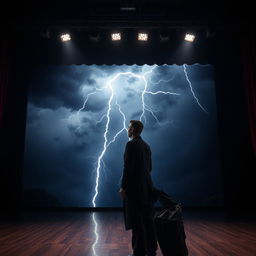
[130,120,144,135]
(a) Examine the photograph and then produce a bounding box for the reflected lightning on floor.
[92,212,99,256]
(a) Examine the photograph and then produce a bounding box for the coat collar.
[132,135,142,140]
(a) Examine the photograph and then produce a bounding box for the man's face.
[128,124,134,138]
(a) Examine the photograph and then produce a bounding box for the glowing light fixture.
[184,33,195,42]
[138,33,148,41]
[111,33,121,41]
[60,33,71,42]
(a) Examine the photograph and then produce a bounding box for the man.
[119,120,158,256]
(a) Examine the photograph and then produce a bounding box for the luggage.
[153,189,189,256]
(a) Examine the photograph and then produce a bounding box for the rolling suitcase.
[153,189,188,256]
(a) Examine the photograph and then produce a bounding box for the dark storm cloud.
[185,64,214,81]
[67,114,104,141]
[130,65,144,73]
[130,110,143,120]
[94,64,120,73]
[68,124,89,138]
[23,136,94,206]
[147,93,178,110]
[28,65,103,111]
[127,77,138,84]
[23,102,103,206]
[127,92,135,98]
[54,137,60,142]
[148,68,186,91]
[123,86,137,93]
[82,94,109,112]
[73,140,88,152]
[23,65,222,208]
[26,103,41,123]
[121,91,135,104]
[152,65,176,78]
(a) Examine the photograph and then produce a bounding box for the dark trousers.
[131,203,158,256]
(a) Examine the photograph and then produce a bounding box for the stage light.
[184,33,195,42]
[60,33,71,42]
[138,33,148,41]
[111,33,121,41]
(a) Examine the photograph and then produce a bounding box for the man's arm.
[121,141,132,190]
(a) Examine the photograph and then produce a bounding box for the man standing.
[119,120,157,256]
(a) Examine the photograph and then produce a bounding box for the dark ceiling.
[2,0,253,32]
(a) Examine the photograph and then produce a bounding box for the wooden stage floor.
[0,209,255,256]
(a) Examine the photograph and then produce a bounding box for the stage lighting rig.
[184,33,195,42]
[111,32,121,41]
[138,33,148,41]
[60,33,71,42]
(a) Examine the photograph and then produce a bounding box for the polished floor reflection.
[0,210,255,256]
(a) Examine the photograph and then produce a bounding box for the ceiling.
[2,0,253,31]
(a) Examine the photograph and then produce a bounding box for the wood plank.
[0,210,255,256]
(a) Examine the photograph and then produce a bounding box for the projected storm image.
[22,64,223,208]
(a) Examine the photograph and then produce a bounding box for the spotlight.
[60,33,71,42]
[184,33,195,42]
[111,33,121,41]
[138,33,148,41]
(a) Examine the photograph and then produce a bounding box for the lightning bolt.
[75,85,108,132]
[75,65,208,255]
[92,68,181,207]
[183,64,208,114]
[92,76,115,208]
[106,97,127,148]
[75,65,208,208]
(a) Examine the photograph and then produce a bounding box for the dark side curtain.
[241,28,256,157]
[0,37,12,129]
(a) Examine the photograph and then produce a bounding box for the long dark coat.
[120,135,155,230]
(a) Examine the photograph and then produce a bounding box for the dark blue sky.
[23,64,223,207]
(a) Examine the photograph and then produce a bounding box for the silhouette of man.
[119,120,157,256]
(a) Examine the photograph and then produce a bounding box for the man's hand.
[119,187,126,199]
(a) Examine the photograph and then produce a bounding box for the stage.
[0,209,255,256]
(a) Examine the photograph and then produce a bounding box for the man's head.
[128,120,144,138]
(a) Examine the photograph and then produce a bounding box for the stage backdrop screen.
[22,64,223,208]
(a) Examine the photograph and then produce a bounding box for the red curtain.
[0,37,12,129]
[241,28,256,157]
